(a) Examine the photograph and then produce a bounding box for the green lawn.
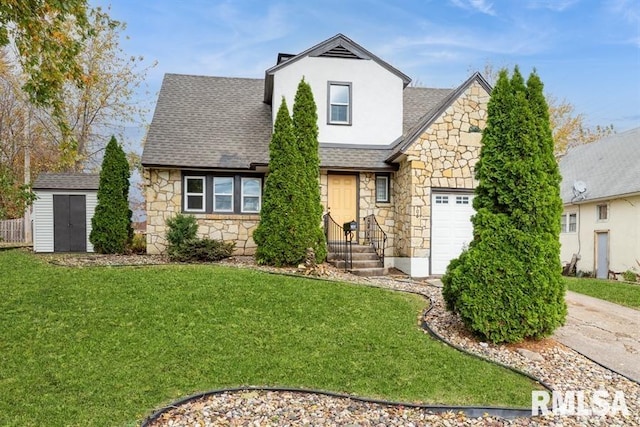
[565,277,640,309]
[1,250,542,426]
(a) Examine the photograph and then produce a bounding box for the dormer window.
[328,82,351,125]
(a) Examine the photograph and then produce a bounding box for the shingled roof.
[559,127,640,203]
[142,75,272,169]
[33,173,100,190]
[142,73,456,171]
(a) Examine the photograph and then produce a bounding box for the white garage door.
[431,193,475,275]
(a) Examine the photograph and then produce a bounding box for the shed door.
[54,195,87,252]
[431,193,475,275]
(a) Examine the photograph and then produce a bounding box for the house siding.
[145,168,259,255]
[560,195,640,275]
[391,81,489,276]
[32,190,97,253]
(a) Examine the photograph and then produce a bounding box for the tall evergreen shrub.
[292,78,327,262]
[442,67,566,343]
[89,136,132,253]
[253,98,308,266]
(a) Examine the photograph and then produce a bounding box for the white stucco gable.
[264,34,411,146]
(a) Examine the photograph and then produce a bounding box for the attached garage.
[32,173,100,253]
[430,191,475,275]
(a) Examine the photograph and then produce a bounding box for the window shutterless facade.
[375,174,390,203]
[597,204,608,221]
[561,212,578,233]
[328,82,352,125]
[182,173,262,214]
[184,176,205,212]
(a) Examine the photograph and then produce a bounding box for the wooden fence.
[0,218,25,243]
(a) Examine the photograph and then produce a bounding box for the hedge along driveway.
[0,250,543,426]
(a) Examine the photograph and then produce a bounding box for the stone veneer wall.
[395,81,490,259]
[145,168,259,255]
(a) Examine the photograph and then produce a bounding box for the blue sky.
[93,0,640,133]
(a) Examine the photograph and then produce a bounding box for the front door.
[595,231,609,279]
[54,195,87,252]
[327,174,357,226]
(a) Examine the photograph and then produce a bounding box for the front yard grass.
[1,250,542,426]
[565,276,640,309]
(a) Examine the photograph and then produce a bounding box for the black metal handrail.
[323,213,353,271]
[363,214,387,267]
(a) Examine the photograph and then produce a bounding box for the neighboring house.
[32,173,100,253]
[142,34,491,276]
[559,127,640,278]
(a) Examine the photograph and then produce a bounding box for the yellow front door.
[327,174,357,226]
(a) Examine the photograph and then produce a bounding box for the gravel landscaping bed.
[43,253,640,425]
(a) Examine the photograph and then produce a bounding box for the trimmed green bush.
[165,213,198,247]
[90,136,132,253]
[168,238,235,262]
[442,67,566,343]
[622,270,638,283]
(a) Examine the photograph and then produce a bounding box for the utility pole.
[23,110,32,244]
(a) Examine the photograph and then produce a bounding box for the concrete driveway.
[553,291,640,383]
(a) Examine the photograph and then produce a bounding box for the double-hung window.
[184,176,205,212]
[328,82,351,124]
[241,177,261,213]
[597,204,608,221]
[213,177,234,212]
[561,212,577,233]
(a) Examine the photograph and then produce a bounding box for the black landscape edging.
[139,385,533,426]
[556,342,640,386]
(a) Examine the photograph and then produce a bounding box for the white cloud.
[608,0,640,24]
[526,0,580,12]
[449,0,497,16]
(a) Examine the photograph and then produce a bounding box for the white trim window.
[241,177,261,213]
[561,212,578,233]
[328,82,351,124]
[375,175,390,203]
[213,177,234,212]
[184,176,205,212]
[596,204,608,221]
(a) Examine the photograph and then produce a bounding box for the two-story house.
[142,34,491,277]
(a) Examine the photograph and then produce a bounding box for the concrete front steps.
[327,243,387,277]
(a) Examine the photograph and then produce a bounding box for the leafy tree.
[90,136,132,253]
[442,67,566,344]
[292,78,327,262]
[37,7,154,170]
[474,62,614,154]
[0,165,35,220]
[0,1,100,127]
[253,98,308,266]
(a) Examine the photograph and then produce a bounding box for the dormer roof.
[263,33,411,104]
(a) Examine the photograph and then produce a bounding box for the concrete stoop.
[327,244,387,277]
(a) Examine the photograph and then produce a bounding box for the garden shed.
[32,173,100,253]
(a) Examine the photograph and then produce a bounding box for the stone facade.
[144,168,259,255]
[144,81,489,270]
[394,81,489,259]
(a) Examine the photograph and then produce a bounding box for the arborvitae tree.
[292,78,327,263]
[254,98,308,266]
[442,67,566,343]
[89,136,132,253]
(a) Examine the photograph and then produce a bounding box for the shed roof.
[559,127,640,203]
[33,173,100,191]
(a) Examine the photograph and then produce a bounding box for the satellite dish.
[573,181,587,194]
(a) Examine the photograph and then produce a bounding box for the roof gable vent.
[319,45,363,59]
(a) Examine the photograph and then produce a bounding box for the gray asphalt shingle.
[559,127,640,203]
[33,173,100,190]
[141,74,457,170]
